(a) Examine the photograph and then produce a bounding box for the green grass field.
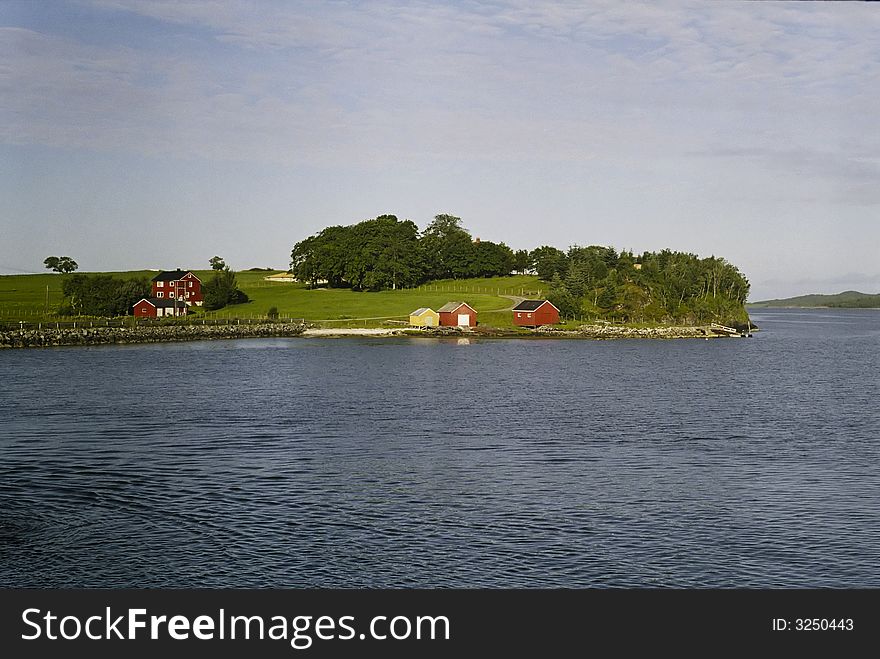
[0,270,164,320]
[0,270,547,328]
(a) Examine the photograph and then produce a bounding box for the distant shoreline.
[747,305,880,310]
[748,290,880,309]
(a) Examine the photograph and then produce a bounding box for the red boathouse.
[438,301,477,327]
[512,300,560,327]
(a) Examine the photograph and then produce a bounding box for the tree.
[529,246,567,280]
[548,275,580,320]
[420,214,473,280]
[44,256,78,274]
[59,274,149,316]
[291,215,426,290]
[203,267,249,310]
[209,256,226,271]
[359,216,425,290]
[513,249,532,275]
[471,240,514,278]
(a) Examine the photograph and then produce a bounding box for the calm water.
[1,308,878,587]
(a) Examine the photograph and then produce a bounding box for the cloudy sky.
[1,1,878,300]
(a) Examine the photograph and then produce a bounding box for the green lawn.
[0,269,547,328]
[214,272,541,328]
[0,270,160,320]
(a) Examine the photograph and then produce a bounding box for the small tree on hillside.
[203,267,249,310]
[513,249,532,275]
[209,256,226,271]
[44,256,78,274]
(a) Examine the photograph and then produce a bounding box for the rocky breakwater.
[0,322,308,349]
[576,324,716,339]
[536,324,716,339]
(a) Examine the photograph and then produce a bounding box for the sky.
[1,1,878,300]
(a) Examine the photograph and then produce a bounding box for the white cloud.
[1,1,875,169]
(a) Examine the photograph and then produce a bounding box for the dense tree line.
[290,214,514,290]
[59,274,149,316]
[544,245,750,324]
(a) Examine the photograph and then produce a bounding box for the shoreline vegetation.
[1,321,750,349]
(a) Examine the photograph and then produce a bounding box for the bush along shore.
[0,322,308,349]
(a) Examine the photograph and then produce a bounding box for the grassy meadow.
[0,270,546,328]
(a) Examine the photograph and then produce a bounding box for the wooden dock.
[710,322,751,337]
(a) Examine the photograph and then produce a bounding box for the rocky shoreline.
[0,322,308,349]
[1,321,750,348]
[556,324,721,339]
[408,323,743,339]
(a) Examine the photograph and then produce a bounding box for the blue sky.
[2,0,878,299]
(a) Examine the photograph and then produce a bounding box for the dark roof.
[134,298,187,309]
[437,301,475,313]
[512,299,552,311]
[151,269,199,282]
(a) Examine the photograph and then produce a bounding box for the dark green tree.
[290,215,424,291]
[209,256,226,271]
[471,241,514,278]
[420,214,475,280]
[59,274,149,316]
[44,256,78,274]
[513,249,532,275]
[203,267,249,310]
[530,246,568,280]
[548,275,580,320]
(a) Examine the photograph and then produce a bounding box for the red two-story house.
[151,270,203,307]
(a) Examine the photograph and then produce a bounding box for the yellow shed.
[409,307,440,327]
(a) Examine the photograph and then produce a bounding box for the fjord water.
[1,308,878,587]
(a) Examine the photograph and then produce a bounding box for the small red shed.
[512,300,560,327]
[438,301,477,327]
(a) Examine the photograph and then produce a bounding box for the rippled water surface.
[1,308,878,587]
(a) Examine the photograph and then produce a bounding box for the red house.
[151,270,203,306]
[132,298,188,318]
[512,300,560,327]
[438,301,477,327]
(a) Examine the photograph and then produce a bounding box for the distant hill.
[748,290,880,308]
